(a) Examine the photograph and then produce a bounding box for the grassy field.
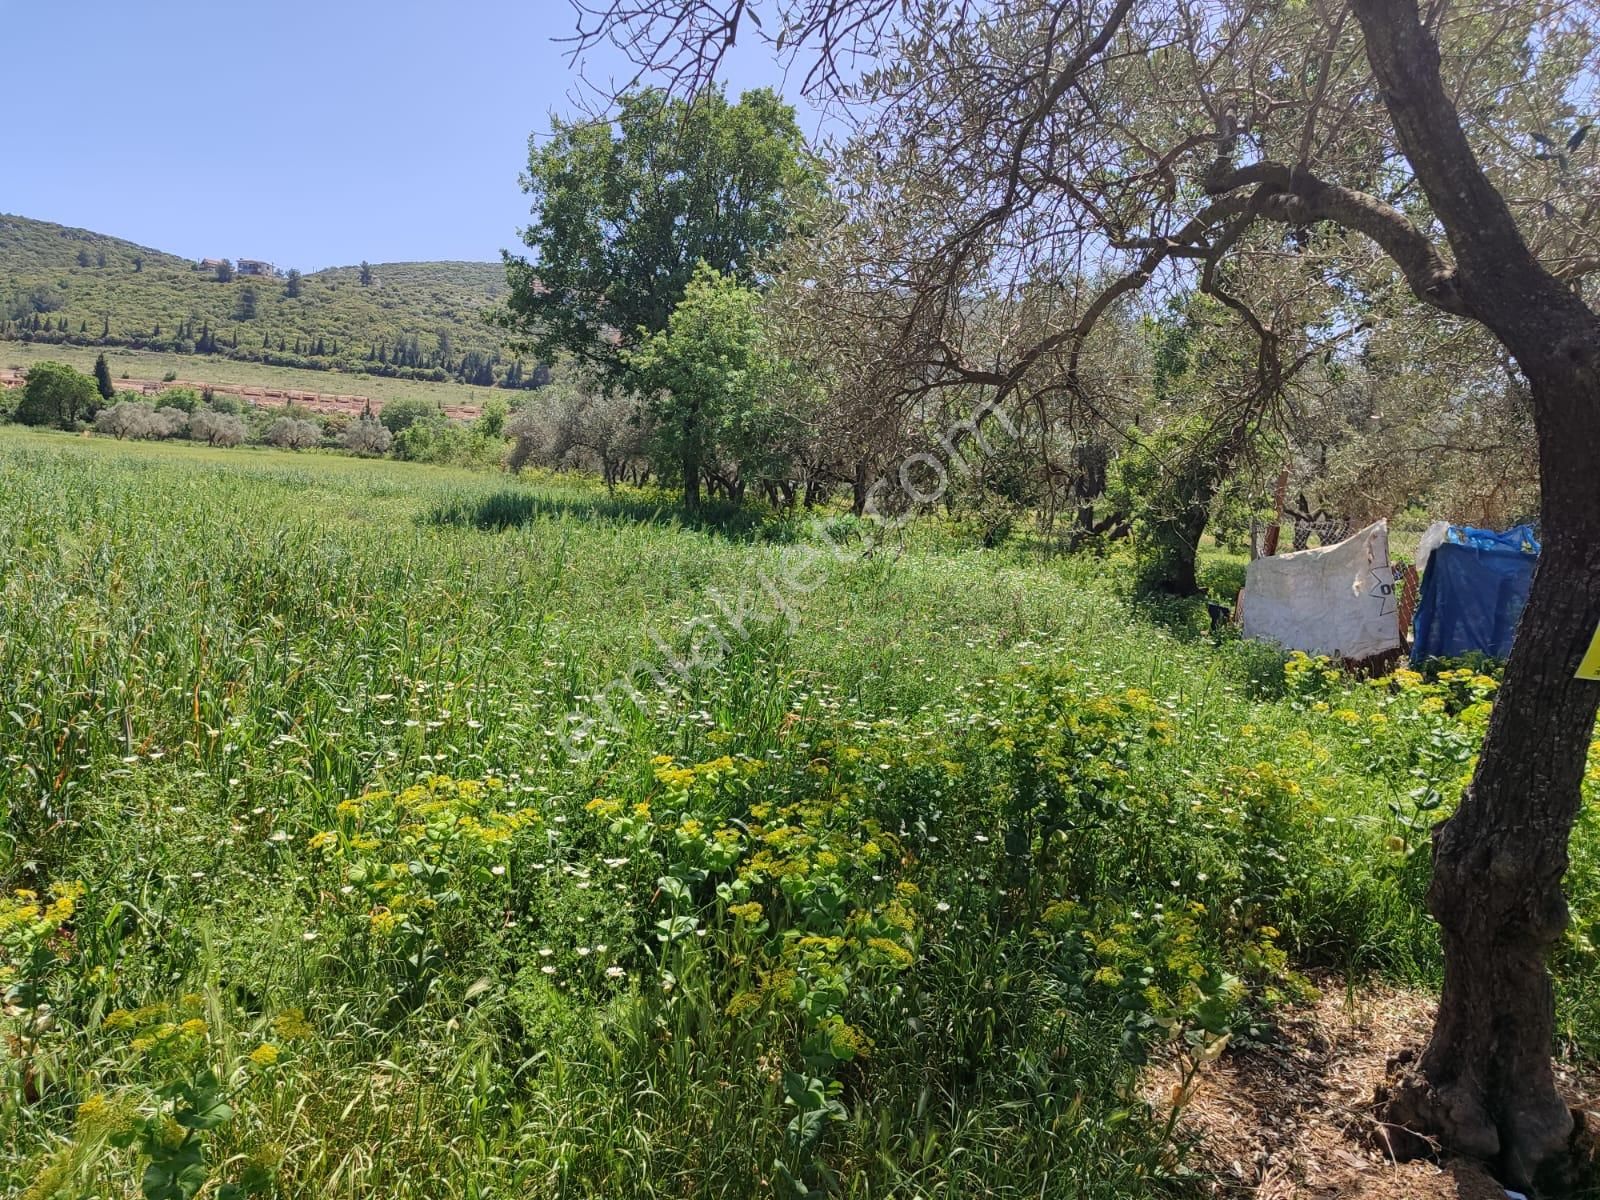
[0,342,508,412]
[2,427,1597,1198]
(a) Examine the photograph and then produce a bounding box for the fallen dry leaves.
[1144,976,1600,1199]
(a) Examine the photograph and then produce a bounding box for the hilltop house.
[198,258,226,271]
[237,259,276,277]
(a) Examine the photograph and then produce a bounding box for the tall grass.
[1,426,1596,1199]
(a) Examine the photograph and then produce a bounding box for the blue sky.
[0,0,807,270]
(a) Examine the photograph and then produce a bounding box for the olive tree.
[188,409,247,447]
[263,416,322,451]
[341,417,394,457]
[506,365,649,486]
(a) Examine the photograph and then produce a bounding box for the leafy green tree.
[15,361,101,429]
[377,395,441,436]
[504,86,816,389]
[284,268,302,298]
[153,387,200,414]
[214,260,234,283]
[75,248,91,268]
[473,396,509,440]
[358,261,374,286]
[624,264,798,509]
[235,286,258,321]
[92,353,115,403]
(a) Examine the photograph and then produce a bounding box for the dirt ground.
[1145,977,1598,1199]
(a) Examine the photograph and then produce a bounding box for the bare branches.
[1203,158,1468,314]
[1347,0,1585,345]
[565,0,906,99]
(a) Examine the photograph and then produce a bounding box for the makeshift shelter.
[1410,524,1540,663]
[1241,519,1402,661]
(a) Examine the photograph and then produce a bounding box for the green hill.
[0,214,541,391]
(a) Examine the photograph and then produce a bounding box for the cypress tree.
[93,353,115,402]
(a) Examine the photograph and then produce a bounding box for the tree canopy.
[502,86,818,389]
[16,360,101,429]
[625,263,805,507]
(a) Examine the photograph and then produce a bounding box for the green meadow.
[3,428,1597,1198]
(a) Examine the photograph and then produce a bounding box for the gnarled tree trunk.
[1348,0,1600,1186]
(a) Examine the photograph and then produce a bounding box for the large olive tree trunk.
[1348,1,1600,1187]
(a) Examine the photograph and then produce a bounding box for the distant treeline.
[0,318,549,390]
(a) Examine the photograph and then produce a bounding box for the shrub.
[153,387,201,414]
[392,419,502,467]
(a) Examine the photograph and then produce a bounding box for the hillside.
[0,214,540,391]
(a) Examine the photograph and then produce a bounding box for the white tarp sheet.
[1241,519,1401,660]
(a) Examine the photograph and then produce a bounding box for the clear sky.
[0,0,805,271]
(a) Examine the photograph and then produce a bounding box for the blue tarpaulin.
[1411,525,1540,663]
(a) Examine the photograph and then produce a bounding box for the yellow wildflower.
[272,1009,313,1041]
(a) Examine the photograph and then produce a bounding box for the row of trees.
[1,361,516,463]
[501,81,1534,570]
[513,0,1599,1185]
[0,320,547,390]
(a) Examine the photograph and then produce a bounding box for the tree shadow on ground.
[424,488,798,543]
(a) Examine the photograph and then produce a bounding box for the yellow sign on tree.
[1579,622,1600,681]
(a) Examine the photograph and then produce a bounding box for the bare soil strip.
[0,367,483,420]
[1147,977,1599,1198]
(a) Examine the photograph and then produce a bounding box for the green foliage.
[93,352,115,402]
[0,216,535,392]
[473,395,508,439]
[624,264,802,506]
[15,359,100,428]
[4,431,1600,1198]
[153,387,200,414]
[1106,414,1264,597]
[391,417,503,467]
[377,395,441,435]
[504,87,817,386]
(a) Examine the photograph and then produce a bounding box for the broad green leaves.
[504,87,818,386]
